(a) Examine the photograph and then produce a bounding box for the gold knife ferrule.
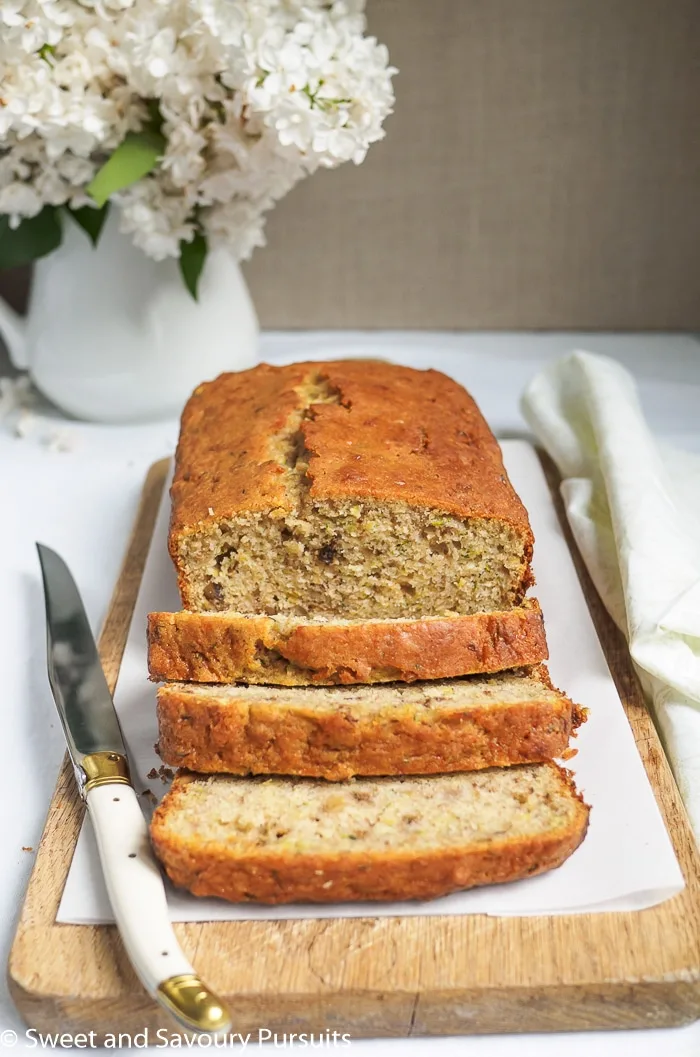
[82,751,131,793]
[158,974,231,1035]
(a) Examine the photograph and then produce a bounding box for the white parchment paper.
[58,440,684,923]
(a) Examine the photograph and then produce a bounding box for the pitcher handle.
[0,295,28,368]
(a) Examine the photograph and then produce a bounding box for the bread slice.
[157,666,582,780]
[150,764,589,904]
[169,361,534,620]
[147,599,547,685]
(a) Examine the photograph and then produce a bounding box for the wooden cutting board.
[8,457,700,1041]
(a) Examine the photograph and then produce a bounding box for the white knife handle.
[86,783,231,1035]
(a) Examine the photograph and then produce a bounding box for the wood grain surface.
[7,456,700,1041]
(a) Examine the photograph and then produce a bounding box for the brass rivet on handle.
[158,974,231,1035]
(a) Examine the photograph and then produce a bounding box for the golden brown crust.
[150,768,590,904]
[156,678,574,780]
[147,600,548,685]
[168,361,534,592]
[301,361,532,526]
[170,363,307,529]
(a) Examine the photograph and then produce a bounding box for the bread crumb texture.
[150,763,589,903]
[155,665,577,779]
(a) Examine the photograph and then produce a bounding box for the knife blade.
[38,542,129,787]
[36,543,231,1037]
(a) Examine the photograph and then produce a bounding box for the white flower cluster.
[0,0,395,259]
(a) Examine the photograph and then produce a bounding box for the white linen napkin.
[522,350,700,836]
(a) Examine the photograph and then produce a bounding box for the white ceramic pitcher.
[0,210,259,423]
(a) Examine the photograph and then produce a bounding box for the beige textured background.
[244,0,700,329]
[2,0,699,330]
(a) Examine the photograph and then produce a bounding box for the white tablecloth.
[2,331,700,1055]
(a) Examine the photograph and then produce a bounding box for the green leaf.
[179,232,208,301]
[86,130,166,208]
[67,202,110,247]
[37,43,56,64]
[0,207,62,271]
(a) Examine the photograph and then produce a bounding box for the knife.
[36,543,231,1037]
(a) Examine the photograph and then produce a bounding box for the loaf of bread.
[156,666,583,780]
[147,599,547,684]
[169,361,534,619]
[150,763,589,904]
